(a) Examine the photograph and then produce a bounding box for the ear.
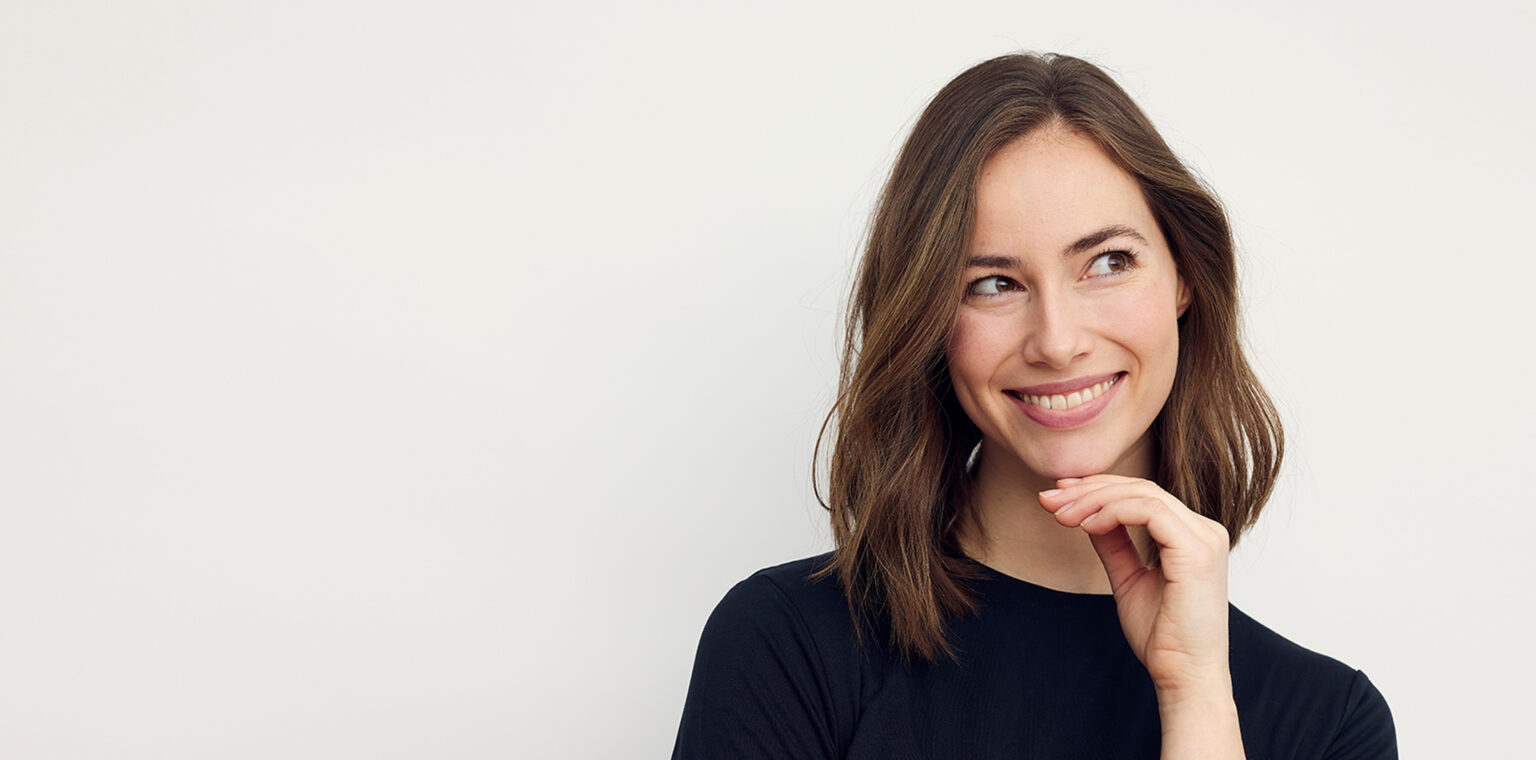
[1175,275,1192,318]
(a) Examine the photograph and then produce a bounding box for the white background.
[3,1,1532,757]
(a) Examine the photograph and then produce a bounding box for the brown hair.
[813,52,1284,662]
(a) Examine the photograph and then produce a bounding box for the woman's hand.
[1038,474,1246,757]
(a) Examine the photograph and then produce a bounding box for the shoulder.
[1229,605,1398,758]
[698,553,860,660]
[672,553,863,760]
[710,553,842,616]
[740,552,843,607]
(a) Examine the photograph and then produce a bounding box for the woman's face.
[946,127,1189,481]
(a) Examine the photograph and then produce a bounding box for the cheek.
[945,319,981,396]
[946,314,1010,403]
[1099,288,1181,367]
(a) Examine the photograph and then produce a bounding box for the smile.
[1004,372,1125,430]
[1011,375,1119,411]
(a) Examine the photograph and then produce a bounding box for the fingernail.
[1053,500,1076,514]
[1040,488,1062,497]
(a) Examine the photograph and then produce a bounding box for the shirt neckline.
[960,554,1120,605]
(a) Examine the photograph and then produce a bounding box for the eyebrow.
[965,224,1150,269]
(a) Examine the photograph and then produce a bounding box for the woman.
[672,52,1396,759]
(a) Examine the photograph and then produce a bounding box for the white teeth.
[1020,375,1119,411]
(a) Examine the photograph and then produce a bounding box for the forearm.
[1157,680,1246,759]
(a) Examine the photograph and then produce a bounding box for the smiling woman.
[950,129,1189,488]
[672,53,1397,759]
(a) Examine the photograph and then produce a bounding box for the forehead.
[970,128,1157,257]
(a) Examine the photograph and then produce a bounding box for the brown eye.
[1086,251,1134,277]
[968,275,1019,296]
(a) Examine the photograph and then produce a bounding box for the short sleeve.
[1322,670,1398,760]
[671,573,841,760]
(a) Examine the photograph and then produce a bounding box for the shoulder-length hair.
[814,52,1284,663]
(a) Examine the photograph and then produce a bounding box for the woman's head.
[816,52,1282,661]
[948,125,1190,486]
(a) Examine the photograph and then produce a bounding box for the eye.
[1085,250,1136,278]
[967,275,1021,296]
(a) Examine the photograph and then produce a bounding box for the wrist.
[1157,674,1235,720]
[1158,687,1237,722]
[1153,660,1233,701]
[1157,681,1244,759]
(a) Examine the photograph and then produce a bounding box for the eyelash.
[1086,249,1139,277]
[965,249,1139,298]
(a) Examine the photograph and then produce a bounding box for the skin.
[947,125,1245,757]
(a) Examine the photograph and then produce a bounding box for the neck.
[958,437,1156,595]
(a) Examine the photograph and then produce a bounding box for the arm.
[672,573,841,760]
[1040,475,1247,759]
[1322,670,1398,760]
[1156,678,1247,759]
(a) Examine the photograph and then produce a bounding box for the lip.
[1012,372,1123,397]
[1006,371,1125,431]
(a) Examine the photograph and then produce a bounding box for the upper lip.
[1011,372,1123,396]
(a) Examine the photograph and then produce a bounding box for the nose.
[1021,291,1092,369]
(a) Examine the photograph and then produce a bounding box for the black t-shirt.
[673,553,1396,759]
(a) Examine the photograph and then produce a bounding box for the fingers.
[1036,479,1120,516]
[1037,479,1228,573]
[1086,524,1150,595]
[1039,479,1207,537]
[1041,482,1174,526]
[1077,496,1192,545]
[1079,496,1229,585]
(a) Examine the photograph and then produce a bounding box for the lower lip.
[1009,373,1124,431]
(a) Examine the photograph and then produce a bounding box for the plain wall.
[2,1,1532,757]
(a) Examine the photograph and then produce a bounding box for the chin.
[1022,449,1119,481]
